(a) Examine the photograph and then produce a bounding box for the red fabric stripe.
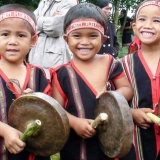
[28,153,35,160]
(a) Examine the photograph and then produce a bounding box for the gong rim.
[95,91,133,158]
[8,92,70,156]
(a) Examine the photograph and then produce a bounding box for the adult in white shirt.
[29,0,78,77]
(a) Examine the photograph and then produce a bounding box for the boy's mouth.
[7,49,19,52]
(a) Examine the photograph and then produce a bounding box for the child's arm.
[0,122,25,154]
[113,76,133,101]
[52,80,96,139]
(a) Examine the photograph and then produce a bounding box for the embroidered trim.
[66,65,87,160]
[28,68,36,91]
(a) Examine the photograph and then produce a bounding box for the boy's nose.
[8,37,18,45]
[80,37,90,44]
[144,21,152,29]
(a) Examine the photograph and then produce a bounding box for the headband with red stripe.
[136,1,160,18]
[0,11,36,35]
[66,20,104,35]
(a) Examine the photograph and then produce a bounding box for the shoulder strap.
[28,68,35,91]
[65,65,85,118]
[106,57,117,90]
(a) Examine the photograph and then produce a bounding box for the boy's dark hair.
[0,4,36,36]
[97,0,111,9]
[63,3,107,33]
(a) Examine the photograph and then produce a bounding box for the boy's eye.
[90,34,98,38]
[154,19,160,23]
[1,33,8,36]
[138,18,145,21]
[19,34,25,37]
[72,34,80,38]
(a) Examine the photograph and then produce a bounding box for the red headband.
[66,21,104,35]
[0,11,37,35]
[136,1,160,18]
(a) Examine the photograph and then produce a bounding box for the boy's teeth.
[142,32,153,36]
[79,49,90,52]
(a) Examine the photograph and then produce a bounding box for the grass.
[118,46,128,58]
[117,32,129,59]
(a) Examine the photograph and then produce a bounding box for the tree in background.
[79,0,143,31]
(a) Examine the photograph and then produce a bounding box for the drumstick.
[91,113,108,129]
[20,120,41,142]
[146,113,160,126]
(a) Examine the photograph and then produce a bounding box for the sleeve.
[119,55,133,84]
[36,0,77,37]
[33,66,51,95]
[49,67,68,102]
[109,58,124,80]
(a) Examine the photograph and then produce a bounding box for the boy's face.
[0,18,36,63]
[64,20,107,61]
[132,5,160,46]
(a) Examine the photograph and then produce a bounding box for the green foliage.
[0,0,39,10]
[79,0,98,4]
[118,46,128,58]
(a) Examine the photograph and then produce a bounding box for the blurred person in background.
[97,0,119,58]
[119,9,132,47]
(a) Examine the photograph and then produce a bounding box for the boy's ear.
[31,35,38,47]
[63,34,68,42]
[102,35,107,43]
[132,22,136,34]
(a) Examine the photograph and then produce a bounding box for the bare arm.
[113,75,133,101]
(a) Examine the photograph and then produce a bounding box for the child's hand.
[73,118,96,139]
[131,108,154,129]
[23,88,33,94]
[2,124,26,154]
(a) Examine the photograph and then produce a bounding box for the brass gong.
[8,92,70,156]
[95,91,133,158]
